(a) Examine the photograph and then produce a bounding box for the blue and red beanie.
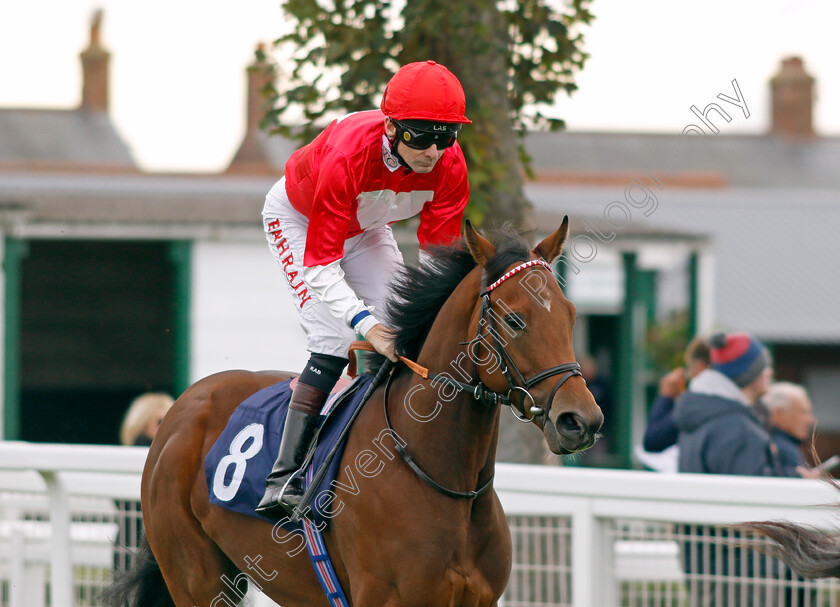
[709,332,771,387]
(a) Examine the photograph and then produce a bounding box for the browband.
[484,259,551,294]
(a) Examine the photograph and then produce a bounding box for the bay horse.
[106,219,602,607]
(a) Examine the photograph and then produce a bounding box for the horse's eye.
[504,313,526,331]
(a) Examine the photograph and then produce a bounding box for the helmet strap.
[388,136,413,173]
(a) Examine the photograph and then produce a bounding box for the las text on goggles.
[393,120,461,150]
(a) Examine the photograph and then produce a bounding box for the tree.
[261,0,593,229]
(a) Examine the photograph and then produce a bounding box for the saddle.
[204,372,375,529]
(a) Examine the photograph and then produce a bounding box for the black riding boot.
[255,383,326,518]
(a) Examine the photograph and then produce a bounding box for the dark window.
[20,240,176,444]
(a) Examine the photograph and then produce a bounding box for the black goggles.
[393,120,460,150]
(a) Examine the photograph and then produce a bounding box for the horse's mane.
[386,227,530,363]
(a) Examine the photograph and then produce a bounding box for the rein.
[346,258,583,501]
[348,342,512,407]
[382,371,495,500]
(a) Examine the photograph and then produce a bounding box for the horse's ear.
[532,216,570,263]
[464,219,496,265]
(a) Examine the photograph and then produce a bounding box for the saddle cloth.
[204,373,374,529]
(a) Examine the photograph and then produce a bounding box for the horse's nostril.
[556,412,584,437]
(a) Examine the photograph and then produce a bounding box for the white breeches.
[262,179,404,358]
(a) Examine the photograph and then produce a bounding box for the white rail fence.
[1,441,839,607]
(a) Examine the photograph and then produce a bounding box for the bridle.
[475,259,583,421]
[405,259,582,422]
[372,258,583,500]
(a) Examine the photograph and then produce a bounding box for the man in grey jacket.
[674,332,777,477]
[764,382,817,476]
[674,332,790,607]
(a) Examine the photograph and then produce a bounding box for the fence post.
[571,499,615,607]
[9,525,24,607]
[38,470,73,607]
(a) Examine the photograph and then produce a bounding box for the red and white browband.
[485,259,552,294]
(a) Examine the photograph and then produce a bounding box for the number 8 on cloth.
[212,423,265,502]
[204,379,294,519]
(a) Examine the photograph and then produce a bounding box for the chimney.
[770,56,815,138]
[246,43,274,133]
[80,10,110,112]
[228,44,279,173]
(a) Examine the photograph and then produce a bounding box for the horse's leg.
[143,371,272,607]
[144,369,321,607]
[146,497,242,606]
[348,572,497,607]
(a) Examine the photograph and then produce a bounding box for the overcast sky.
[2,0,838,172]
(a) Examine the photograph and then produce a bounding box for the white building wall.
[190,239,308,382]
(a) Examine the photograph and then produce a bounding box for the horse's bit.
[381,258,582,500]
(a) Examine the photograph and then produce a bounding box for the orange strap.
[347,341,429,379]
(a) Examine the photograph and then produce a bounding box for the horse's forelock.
[483,232,531,285]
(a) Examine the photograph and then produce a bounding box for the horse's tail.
[740,520,840,579]
[100,536,175,607]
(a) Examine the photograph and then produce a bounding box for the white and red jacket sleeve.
[299,146,378,334]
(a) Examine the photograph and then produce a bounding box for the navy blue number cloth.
[204,374,374,530]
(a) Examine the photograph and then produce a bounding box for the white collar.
[381,135,401,173]
[688,369,749,405]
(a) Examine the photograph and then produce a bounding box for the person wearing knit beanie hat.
[673,332,796,605]
[674,330,781,478]
[708,332,771,388]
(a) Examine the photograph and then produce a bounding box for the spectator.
[764,382,818,477]
[579,355,614,457]
[673,332,785,606]
[119,392,173,447]
[762,384,821,607]
[114,392,174,571]
[642,335,711,454]
[675,332,778,477]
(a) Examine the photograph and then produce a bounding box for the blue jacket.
[673,369,792,586]
[643,395,679,452]
[771,428,807,476]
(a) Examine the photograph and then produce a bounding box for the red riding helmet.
[381,60,472,125]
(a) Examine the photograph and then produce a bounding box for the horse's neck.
[389,371,501,479]
[388,276,500,490]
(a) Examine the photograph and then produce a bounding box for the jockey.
[256,60,471,517]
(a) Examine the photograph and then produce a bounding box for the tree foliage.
[260,0,592,227]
